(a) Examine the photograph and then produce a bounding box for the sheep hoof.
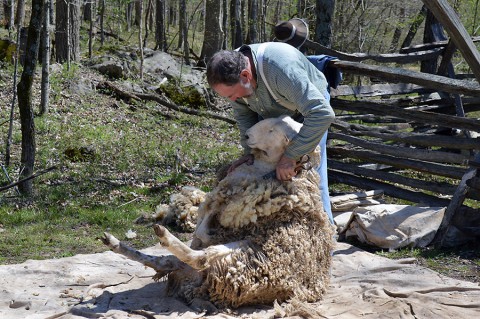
[153,224,166,237]
[189,297,218,314]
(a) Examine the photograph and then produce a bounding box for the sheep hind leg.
[101,232,185,279]
[154,224,248,270]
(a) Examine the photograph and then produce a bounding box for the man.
[206,20,335,223]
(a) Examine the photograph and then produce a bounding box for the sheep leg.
[154,224,248,270]
[101,232,186,277]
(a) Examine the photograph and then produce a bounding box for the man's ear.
[240,69,252,82]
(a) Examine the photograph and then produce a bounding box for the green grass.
[0,60,241,264]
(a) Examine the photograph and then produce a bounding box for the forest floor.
[0,49,478,285]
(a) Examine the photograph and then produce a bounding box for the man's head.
[206,50,255,101]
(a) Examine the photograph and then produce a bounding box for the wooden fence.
[305,0,480,247]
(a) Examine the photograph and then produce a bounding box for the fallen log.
[96,81,236,125]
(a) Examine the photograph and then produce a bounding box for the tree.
[40,0,51,115]
[138,0,144,79]
[15,0,26,27]
[16,0,44,195]
[155,0,166,51]
[198,0,223,67]
[246,0,258,44]
[178,0,186,50]
[315,0,335,48]
[55,0,81,63]
[229,0,242,49]
[3,0,14,32]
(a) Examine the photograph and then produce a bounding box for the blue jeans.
[317,131,333,224]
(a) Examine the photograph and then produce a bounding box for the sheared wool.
[153,186,206,232]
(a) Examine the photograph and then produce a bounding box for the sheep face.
[245,115,302,164]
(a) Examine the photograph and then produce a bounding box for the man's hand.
[276,155,297,181]
[227,154,254,174]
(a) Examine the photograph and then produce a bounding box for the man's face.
[212,74,254,102]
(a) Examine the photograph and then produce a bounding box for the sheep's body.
[102,116,335,311]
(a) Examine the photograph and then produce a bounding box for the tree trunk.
[55,0,81,63]
[88,0,95,57]
[246,0,258,44]
[99,0,105,46]
[198,0,223,67]
[178,0,186,49]
[315,0,335,48]
[70,0,80,61]
[126,1,133,31]
[15,0,26,27]
[17,0,44,195]
[134,0,141,26]
[40,0,51,115]
[222,0,227,49]
[155,0,166,51]
[230,0,242,49]
[83,0,91,22]
[138,0,144,79]
[3,0,14,31]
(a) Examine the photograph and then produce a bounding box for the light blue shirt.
[232,42,335,160]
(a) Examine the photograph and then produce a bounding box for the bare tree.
[87,0,95,57]
[16,0,44,195]
[155,0,166,51]
[4,0,15,36]
[138,0,144,79]
[15,0,26,27]
[246,0,258,44]
[99,0,105,46]
[178,0,186,49]
[315,0,335,48]
[40,0,51,115]
[83,0,91,21]
[134,0,141,26]
[222,0,228,49]
[198,0,223,67]
[55,0,81,63]
[230,0,242,49]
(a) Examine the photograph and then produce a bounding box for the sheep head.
[245,115,302,164]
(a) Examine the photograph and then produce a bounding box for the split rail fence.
[307,0,480,246]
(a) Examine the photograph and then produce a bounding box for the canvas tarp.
[337,204,446,249]
[1,241,479,319]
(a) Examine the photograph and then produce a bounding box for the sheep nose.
[245,134,249,139]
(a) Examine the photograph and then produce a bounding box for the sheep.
[102,115,335,313]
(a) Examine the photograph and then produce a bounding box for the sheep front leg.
[154,224,248,270]
[101,232,185,278]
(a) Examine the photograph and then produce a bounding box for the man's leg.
[318,131,334,224]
